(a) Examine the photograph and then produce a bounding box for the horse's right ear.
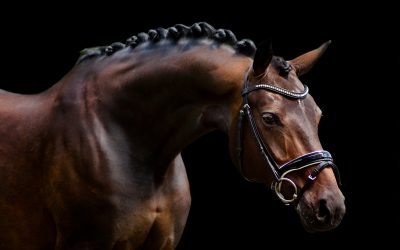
[253,40,273,76]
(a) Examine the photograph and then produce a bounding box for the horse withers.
[0,22,345,249]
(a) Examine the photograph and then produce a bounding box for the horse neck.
[78,44,251,168]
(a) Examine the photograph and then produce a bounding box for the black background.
[1,4,398,249]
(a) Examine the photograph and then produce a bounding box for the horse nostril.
[316,199,331,223]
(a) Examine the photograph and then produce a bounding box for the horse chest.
[116,155,191,248]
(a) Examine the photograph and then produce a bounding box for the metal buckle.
[308,174,317,181]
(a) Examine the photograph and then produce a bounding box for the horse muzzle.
[296,181,345,232]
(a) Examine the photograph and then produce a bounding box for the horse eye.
[262,112,279,125]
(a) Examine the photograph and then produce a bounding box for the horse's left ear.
[289,40,331,76]
[253,40,273,76]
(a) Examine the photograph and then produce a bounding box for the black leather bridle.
[237,79,341,205]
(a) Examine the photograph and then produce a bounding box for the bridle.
[236,79,341,205]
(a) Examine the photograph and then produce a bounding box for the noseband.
[237,80,341,205]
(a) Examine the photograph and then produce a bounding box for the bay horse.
[0,22,345,249]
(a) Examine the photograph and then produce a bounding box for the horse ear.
[253,40,273,76]
[290,40,331,76]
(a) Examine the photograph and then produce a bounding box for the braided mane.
[77,22,256,64]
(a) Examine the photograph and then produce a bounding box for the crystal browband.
[241,83,309,99]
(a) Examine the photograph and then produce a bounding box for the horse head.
[231,40,345,232]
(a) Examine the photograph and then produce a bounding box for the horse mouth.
[296,195,345,233]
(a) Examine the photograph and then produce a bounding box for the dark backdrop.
[1,4,398,249]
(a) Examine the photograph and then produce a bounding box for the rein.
[237,80,341,205]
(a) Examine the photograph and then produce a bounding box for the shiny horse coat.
[0,22,344,249]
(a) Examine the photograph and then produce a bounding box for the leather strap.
[297,161,341,199]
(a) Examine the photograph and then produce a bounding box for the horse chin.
[295,192,345,233]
